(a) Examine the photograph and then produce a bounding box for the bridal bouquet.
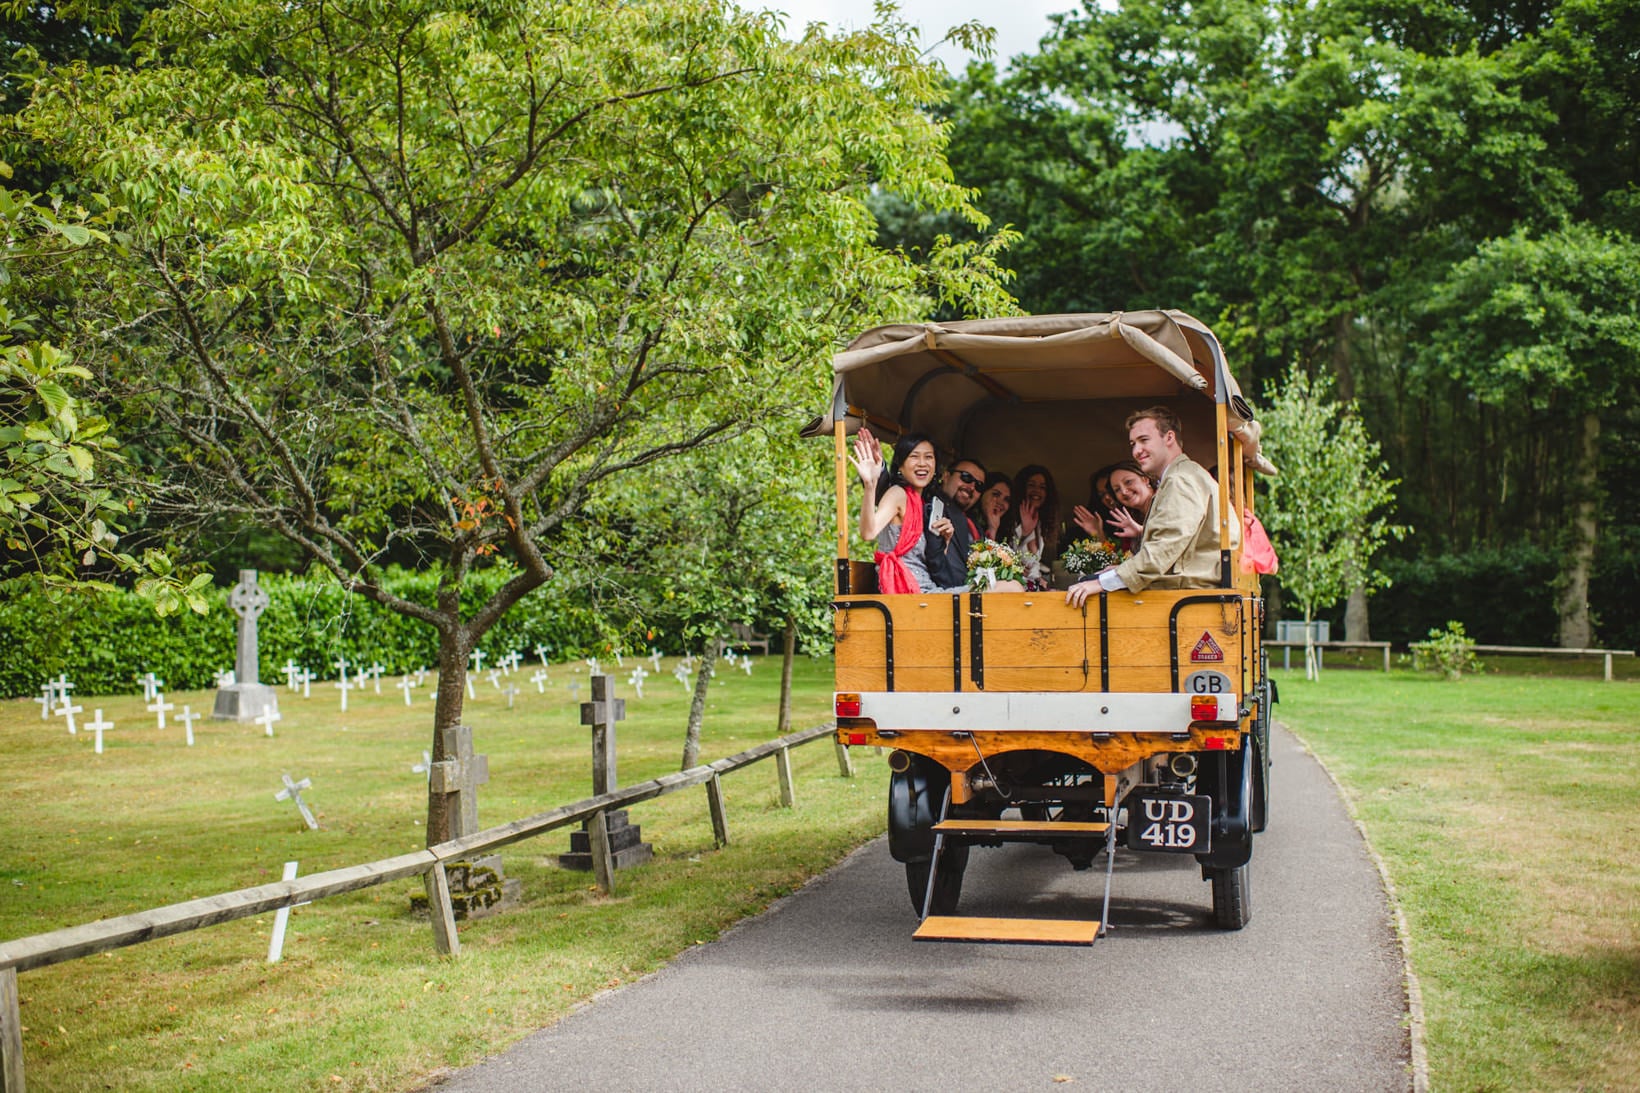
[1061,537,1124,576]
[967,539,1026,591]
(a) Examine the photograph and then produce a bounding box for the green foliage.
[0,567,634,698]
[1409,620,1483,680]
[1260,365,1404,625]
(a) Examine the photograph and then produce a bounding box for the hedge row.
[0,569,643,699]
[1306,543,1640,650]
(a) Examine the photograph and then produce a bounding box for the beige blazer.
[1113,454,1235,591]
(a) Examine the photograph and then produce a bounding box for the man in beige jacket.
[1066,406,1231,607]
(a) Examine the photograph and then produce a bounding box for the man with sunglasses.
[919,457,986,590]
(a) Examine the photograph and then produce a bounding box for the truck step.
[914,915,1101,946]
[932,819,1110,839]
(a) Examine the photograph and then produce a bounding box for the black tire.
[906,843,969,916]
[1209,863,1251,930]
[1250,736,1270,833]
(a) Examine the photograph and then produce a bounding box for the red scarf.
[874,486,924,594]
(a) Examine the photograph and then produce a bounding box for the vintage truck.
[808,311,1276,945]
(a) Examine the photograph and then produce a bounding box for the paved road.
[432,726,1410,1092]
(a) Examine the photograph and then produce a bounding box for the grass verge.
[1,654,885,1091]
[1274,669,1640,1092]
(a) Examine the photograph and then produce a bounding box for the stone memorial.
[213,570,278,721]
[559,675,652,876]
[415,723,520,919]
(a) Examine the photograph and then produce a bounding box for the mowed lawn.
[1275,669,1640,1093]
[0,654,887,1092]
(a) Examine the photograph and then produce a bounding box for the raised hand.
[1107,506,1143,540]
[1071,504,1103,538]
[1018,496,1040,536]
[849,427,884,487]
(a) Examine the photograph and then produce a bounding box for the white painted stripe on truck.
[845,691,1238,733]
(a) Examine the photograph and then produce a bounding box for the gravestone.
[533,642,549,666]
[275,774,318,829]
[85,709,113,754]
[256,704,282,737]
[213,570,278,721]
[559,675,651,875]
[648,648,663,672]
[417,723,519,919]
[397,676,416,706]
[502,683,519,709]
[55,699,82,735]
[147,693,174,729]
[627,665,648,698]
[530,669,547,693]
[177,706,199,747]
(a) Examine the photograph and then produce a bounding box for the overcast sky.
[748,0,1075,73]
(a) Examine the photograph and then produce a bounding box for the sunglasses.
[952,470,983,487]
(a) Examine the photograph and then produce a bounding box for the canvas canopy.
[805,310,1275,475]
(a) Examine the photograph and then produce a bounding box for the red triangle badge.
[1190,632,1224,662]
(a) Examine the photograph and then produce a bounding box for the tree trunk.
[426,628,471,845]
[777,616,796,735]
[1345,585,1371,642]
[681,639,721,770]
[1556,411,1600,649]
[1304,605,1319,681]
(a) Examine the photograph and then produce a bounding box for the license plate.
[1126,792,1211,853]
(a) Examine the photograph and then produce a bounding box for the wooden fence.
[0,723,838,1093]
[1267,639,1635,680]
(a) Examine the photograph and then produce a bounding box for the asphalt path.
[431,725,1410,1092]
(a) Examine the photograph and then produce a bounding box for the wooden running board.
[932,819,1110,839]
[914,915,1101,945]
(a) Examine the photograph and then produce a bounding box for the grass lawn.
[1,654,887,1091]
[1274,669,1640,1093]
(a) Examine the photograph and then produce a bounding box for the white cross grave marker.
[465,673,476,699]
[86,709,113,754]
[267,860,311,963]
[533,643,550,666]
[335,673,352,712]
[502,683,519,709]
[397,676,416,706]
[56,698,82,735]
[673,663,691,691]
[412,751,431,781]
[178,705,199,746]
[299,668,314,698]
[370,663,384,694]
[147,692,175,729]
[740,657,754,676]
[569,681,581,702]
[275,774,317,829]
[723,648,738,668]
[484,668,500,690]
[469,649,487,674]
[138,672,160,702]
[257,704,283,737]
[648,648,663,671]
[507,650,523,672]
[215,668,236,687]
[34,684,53,720]
[613,649,624,668]
[586,657,601,677]
[628,665,648,698]
[333,656,350,681]
[282,660,300,690]
[531,669,547,693]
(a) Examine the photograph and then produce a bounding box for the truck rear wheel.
[1209,863,1251,930]
[906,844,969,916]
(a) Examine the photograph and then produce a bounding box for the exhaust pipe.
[887,749,913,773]
[1168,753,1198,779]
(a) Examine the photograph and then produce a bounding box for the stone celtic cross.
[228,570,271,686]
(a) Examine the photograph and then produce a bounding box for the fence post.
[1383,643,1391,673]
[423,866,460,957]
[2,966,24,1093]
[833,740,854,777]
[589,810,615,895]
[1604,652,1613,682]
[775,746,795,809]
[706,774,730,847]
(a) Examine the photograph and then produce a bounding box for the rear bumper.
[837,689,1239,733]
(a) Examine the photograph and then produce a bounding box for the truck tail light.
[835,692,862,718]
[1190,696,1219,720]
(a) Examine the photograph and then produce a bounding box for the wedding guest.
[849,427,937,594]
[1073,460,1153,552]
[973,471,1012,541]
[999,464,1060,590]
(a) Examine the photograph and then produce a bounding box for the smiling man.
[1066,406,1230,605]
[920,456,985,590]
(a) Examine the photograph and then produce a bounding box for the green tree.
[1260,365,1404,678]
[25,0,1014,842]
[1420,223,1640,647]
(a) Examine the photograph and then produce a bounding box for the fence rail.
[1266,639,1635,680]
[0,722,836,1092]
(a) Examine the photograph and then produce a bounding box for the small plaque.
[1190,631,1224,662]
